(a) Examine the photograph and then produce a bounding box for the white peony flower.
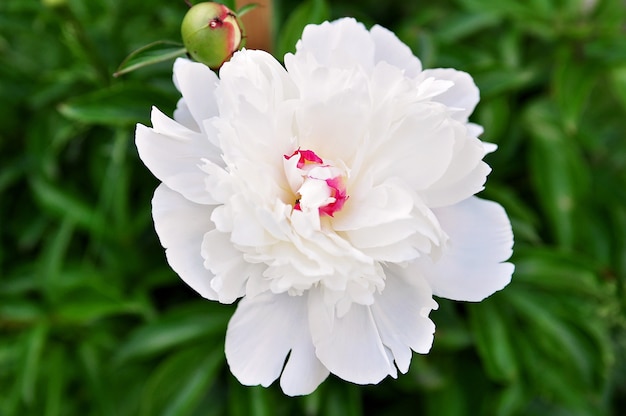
[135,18,514,396]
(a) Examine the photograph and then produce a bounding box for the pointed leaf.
[237,3,259,18]
[276,0,329,57]
[115,303,231,363]
[114,41,187,77]
[58,84,175,126]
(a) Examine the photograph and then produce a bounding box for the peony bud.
[181,2,244,69]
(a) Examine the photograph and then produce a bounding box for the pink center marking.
[284,149,348,217]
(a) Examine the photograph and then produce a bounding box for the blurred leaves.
[1,0,626,415]
[470,248,613,414]
[58,84,175,126]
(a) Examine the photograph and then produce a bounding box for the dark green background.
[1,0,625,414]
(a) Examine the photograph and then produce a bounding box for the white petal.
[152,184,217,300]
[136,107,220,205]
[419,68,480,122]
[291,83,370,165]
[201,230,263,304]
[419,132,492,208]
[420,161,491,208]
[372,266,438,373]
[173,99,199,132]
[418,197,514,301]
[216,50,299,168]
[308,289,396,384]
[172,58,219,132]
[280,311,330,396]
[467,122,485,138]
[370,24,422,77]
[298,178,333,212]
[219,49,298,116]
[295,18,375,71]
[225,292,328,395]
[332,178,414,231]
[368,104,456,190]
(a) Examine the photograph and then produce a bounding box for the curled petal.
[418,68,480,122]
[295,18,375,71]
[418,197,514,301]
[370,24,422,77]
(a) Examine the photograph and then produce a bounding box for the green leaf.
[249,386,275,416]
[140,346,224,416]
[78,342,115,416]
[162,349,224,416]
[114,41,187,78]
[610,65,626,112]
[524,100,589,249]
[469,300,518,382]
[58,84,175,126]
[435,12,500,43]
[493,384,526,416]
[57,293,147,324]
[276,0,329,58]
[321,382,362,416]
[236,3,259,18]
[553,54,597,134]
[115,303,231,363]
[0,299,43,323]
[31,179,107,236]
[513,248,601,296]
[508,290,594,384]
[44,346,66,416]
[20,323,48,404]
[474,67,539,97]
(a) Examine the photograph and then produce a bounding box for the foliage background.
[1,0,626,414]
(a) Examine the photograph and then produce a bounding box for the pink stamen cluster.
[284,149,348,217]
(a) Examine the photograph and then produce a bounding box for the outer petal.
[371,267,438,373]
[279,309,331,396]
[136,107,220,205]
[308,289,396,384]
[420,133,492,208]
[418,197,514,301]
[295,18,375,71]
[172,58,220,133]
[370,25,422,77]
[152,184,218,300]
[225,292,329,395]
[419,68,480,122]
[216,50,299,186]
[219,49,298,115]
[421,161,491,208]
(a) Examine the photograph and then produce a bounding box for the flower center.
[283,149,348,217]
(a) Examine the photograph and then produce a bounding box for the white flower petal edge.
[225,291,330,396]
[152,184,218,300]
[136,108,220,205]
[136,17,515,397]
[172,57,220,136]
[419,68,479,123]
[417,197,515,301]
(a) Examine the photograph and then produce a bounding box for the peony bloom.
[135,18,514,396]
